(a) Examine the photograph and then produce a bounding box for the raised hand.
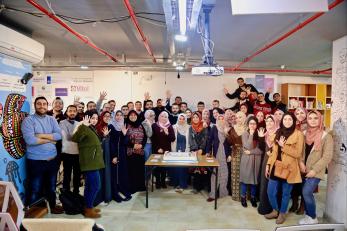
[163,127,169,135]
[74,96,81,105]
[102,127,110,137]
[99,91,107,101]
[112,157,118,164]
[277,136,286,147]
[266,87,273,93]
[257,127,265,137]
[82,115,91,126]
[223,87,229,94]
[144,92,151,100]
[165,90,172,99]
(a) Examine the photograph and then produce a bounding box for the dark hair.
[108,100,116,104]
[135,101,142,104]
[247,116,259,146]
[172,103,179,107]
[212,107,224,114]
[273,93,280,97]
[156,99,162,103]
[146,100,153,104]
[121,105,128,109]
[80,102,85,106]
[127,101,134,105]
[34,96,48,105]
[197,101,205,106]
[86,101,96,108]
[85,109,99,118]
[240,90,247,95]
[237,77,244,81]
[53,97,63,103]
[257,92,264,96]
[64,105,77,117]
[275,112,297,141]
[180,102,187,106]
[212,99,219,103]
[175,96,182,100]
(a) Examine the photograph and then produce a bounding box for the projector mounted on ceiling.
[191,65,224,76]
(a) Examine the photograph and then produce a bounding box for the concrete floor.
[48,181,328,231]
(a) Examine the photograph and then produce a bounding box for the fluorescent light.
[176,65,184,71]
[190,0,202,30]
[80,65,89,69]
[178,0,186,35]
[173,61,177,66]
[175,34,187,42]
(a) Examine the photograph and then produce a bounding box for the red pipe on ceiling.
[224,67,332,75]
[123,0,157,63]
[26,0,118,63]
[231,0,345,71]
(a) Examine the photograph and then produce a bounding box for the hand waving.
[257,127,265,137]
[82,115,91,126]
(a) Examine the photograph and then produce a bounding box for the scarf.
[176,113,189,135]
[192,112,204,133]
[157,111,171,129]
[216,115,226,133]
[126,110,141,128]
[305,110,324,151]
[95,111,110,137]
[233,111,247,136]
[112,110,124,131]
[265,115,278,148]
[295,107,308,131]
[144,109,155,125]
[275,112,297,141]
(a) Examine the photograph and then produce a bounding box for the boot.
[84,208,101,218]
[250,197,257,208]
[241,197,247,208]
[276,213,286,224]
[296,199,305,215]
[264,210,279,219]
[289,196,299,213]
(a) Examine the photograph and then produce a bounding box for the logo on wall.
[0,93,28,159]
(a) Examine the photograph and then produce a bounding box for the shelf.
[288,96,316,98]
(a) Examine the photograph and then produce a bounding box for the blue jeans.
[27,158,59,208]
[84,170,101,208]
[267,179,293,213]
[144,143,152,161]
[240,183,257,198]
[172,168,188,189]
[302,177,320,219]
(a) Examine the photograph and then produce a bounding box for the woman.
[185,109,193,125]
[291,107,308,213]
[240,103,249,116]
[211,108,224,124]
[256,111,266,129]
[142,109,155,161]
[109,110,132,203]
[189,112,210,193]
[226,111,246,201]
[94,111,112,205]
[239,116,264,208]
[171,114,190,192]
[151,111,175,189]
[125,110,147,193]
[201,109,211,128]
[206,114,231,202]
[274,109,284,128]
[225,108,236,127]
[298,110,333,225]
[258,115,278,215]
[265,112,304,224]
[72,110,106,218]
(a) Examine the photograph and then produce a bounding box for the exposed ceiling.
[0,0,346,74]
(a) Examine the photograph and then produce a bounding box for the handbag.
[274,160,291,180]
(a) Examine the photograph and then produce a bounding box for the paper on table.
[150,159,159,162]
[153,155,161,159]
[206,159,214,162]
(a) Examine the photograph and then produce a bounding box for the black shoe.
[251,197,257,208]
[114,195,123,203]
[241,197,247,208]
[155,183,161,189]
[161,182,167,189]
[123,195,132,201]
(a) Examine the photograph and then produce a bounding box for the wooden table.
[145,153,220,210]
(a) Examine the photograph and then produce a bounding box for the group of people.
[20,77,332,225]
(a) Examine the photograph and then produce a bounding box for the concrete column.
[325,35,347,227]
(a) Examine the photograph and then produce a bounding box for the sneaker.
[299,215,319,225]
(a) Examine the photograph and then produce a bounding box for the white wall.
[33,70,331,111]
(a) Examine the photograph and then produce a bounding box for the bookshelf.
[281,83,332,128]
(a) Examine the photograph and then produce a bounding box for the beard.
[67,115,76,120]
[35,109,47,116]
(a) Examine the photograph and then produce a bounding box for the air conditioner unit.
[0,24,44,64]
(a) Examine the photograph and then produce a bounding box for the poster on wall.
[0,54,32,202]
[32,73,94,107]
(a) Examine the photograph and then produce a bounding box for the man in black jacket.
[265,88,287,112]
[224,77,258,99]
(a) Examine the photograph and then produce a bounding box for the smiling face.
[135,102,142,111]
[35,99,48,115]
[185,110,192,118]
[212,109,220,120]
[307,112,320,128]
[129,112,137,122]
[53,99,63,111]
[240,105,248,114]
[256,111,265,122]
[103,112,111,123]
[109,101,116,112]
[178,115,186,125]
[274,110,284,121]
[192,114,200,124]
[90,114,98,126]
[66,106,77,120]
[295,109,306,122]
[77,103,84,113]
[172,105,180,114]
[265,117,275,130]
[159,112,169,124]
[248,119,257,131]
[115,111,123,122]
[283,114,294,128]
[202,109,209,121]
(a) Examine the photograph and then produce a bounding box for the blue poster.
[0,54,32,202]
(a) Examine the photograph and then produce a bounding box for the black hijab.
[126,110,141,128]
[275,112,297,141]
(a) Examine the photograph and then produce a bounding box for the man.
[265,88,287,112]
[21,96,63,213]
[165,90,183,112]
[86,101,97,111]
[229,91,253,113]
[144,99,154,111]
[127,101,134,111]
[101,102,111,113]
[59,105,80,194]
[86,91,107,112]
[253,92,272,116]
[180,102,188,113]
[197,101,205,113]
[224,77,258,99]
[135,101,143,114]
[108,100,116,114]
[47,97,65,123]
[209,100,223,123]
[121,105,129,119]
[153,99,165,121]
[75,102,84,122]
[168,103,180,124]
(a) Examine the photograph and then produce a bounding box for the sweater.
[72,124,105,172]
[151,123,175,153]
[21,113,62,160]
[59,119,79,154]
[171,125,190,152]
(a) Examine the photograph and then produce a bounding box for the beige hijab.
[233,111,247,136]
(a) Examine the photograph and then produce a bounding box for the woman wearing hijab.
[226,111,247,201]
[142,110,155,161]
[295,107,308,132]
[256,111,266,129]
[206,114,231,202]
[240,103,249,116]
[239,116,265,208]
[151,111,175,189]
[108,110,132,202]
[201,109,211,129]
[298,110,333,225]
[189,112,210,193]
[171,114,190,192]
[258,115,278,215]
[94,111,112,206]
[265,112,304,224]
[72,110,106,218]
[125,110,147,193]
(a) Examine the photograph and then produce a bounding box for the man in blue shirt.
[22,96,64,214]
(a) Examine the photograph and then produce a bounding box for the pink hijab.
[157,111,171,129]
[306,110,324,151]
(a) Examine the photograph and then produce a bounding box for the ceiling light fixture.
[178,0,187,35]
[80,65,89,69]
[176,65,184,71]
[175,34,188,42]
[280,65,285,69]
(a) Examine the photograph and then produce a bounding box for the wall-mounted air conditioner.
[0,24,44,64]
